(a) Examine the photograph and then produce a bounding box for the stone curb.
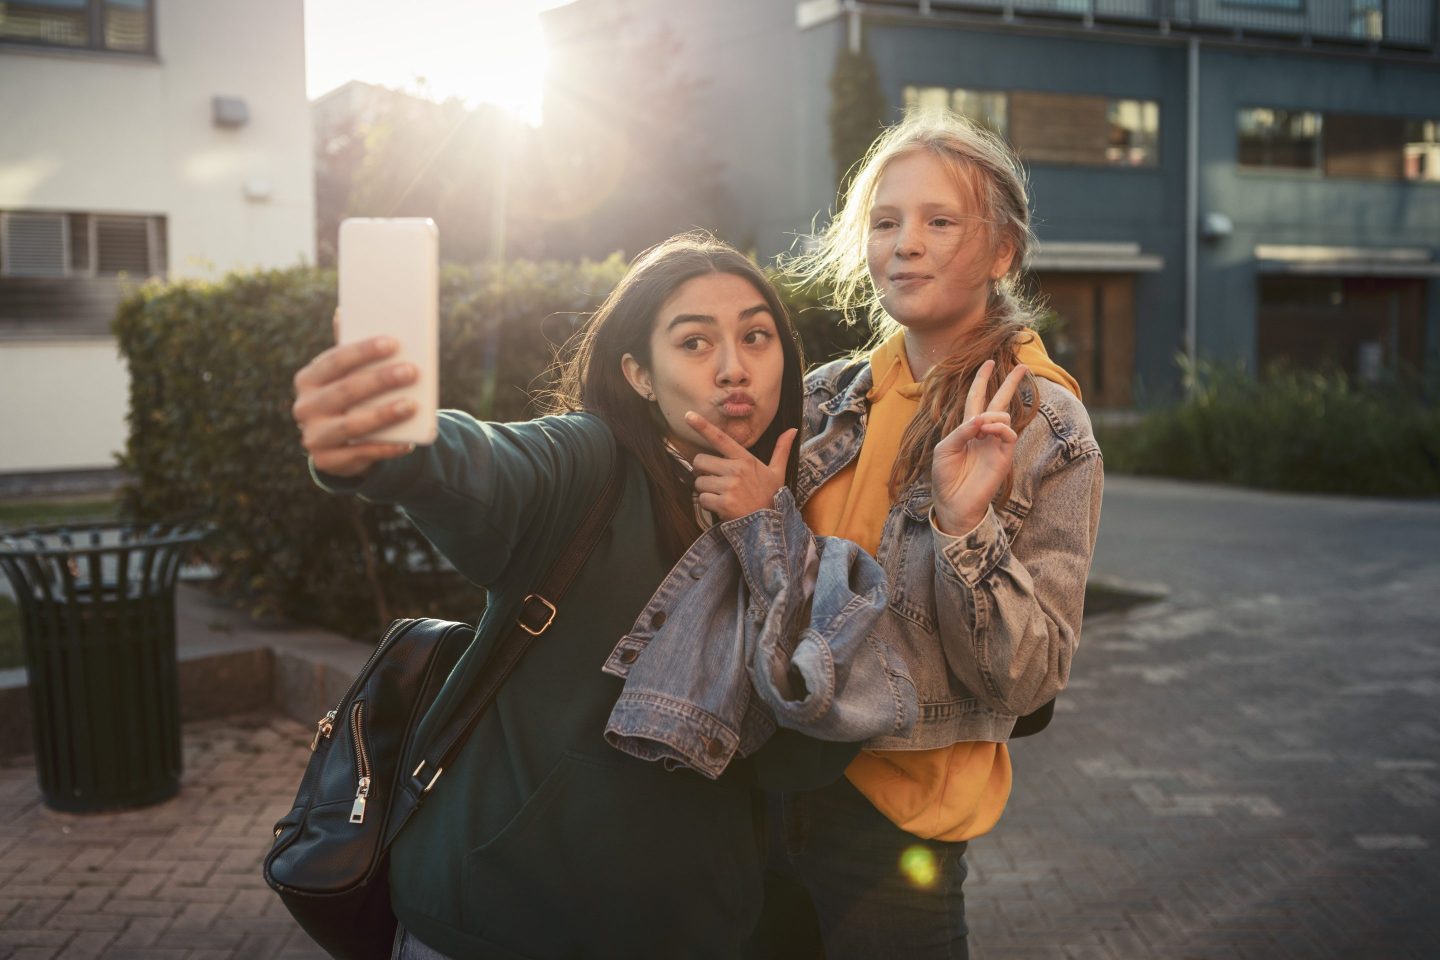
[0,584,369,761]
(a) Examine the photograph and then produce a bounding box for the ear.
[620,353,652,400]
[991,239,1017,281]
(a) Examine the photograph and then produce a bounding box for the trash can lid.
[0,521,211,558]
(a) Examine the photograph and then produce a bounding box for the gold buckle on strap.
[519,594,557,636]
[412,760,443,794]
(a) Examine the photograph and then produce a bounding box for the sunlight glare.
[307,0,555,125]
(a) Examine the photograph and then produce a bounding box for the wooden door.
[1029,272,1136,408]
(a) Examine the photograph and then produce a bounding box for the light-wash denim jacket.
[317,410,917,780]
[800,357,1104,749]
[602,487,918,779]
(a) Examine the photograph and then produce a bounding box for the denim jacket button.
[651,610,668,628]
[618,648,639,665]
[704,737,725,759]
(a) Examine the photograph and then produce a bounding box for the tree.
[828,39,888,198]
[313,81,544,267]
[536,6,727,259]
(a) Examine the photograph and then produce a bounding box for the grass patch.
[0,594,21,671]
[0,495,122,531]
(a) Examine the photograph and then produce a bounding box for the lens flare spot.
[899,845,939,889]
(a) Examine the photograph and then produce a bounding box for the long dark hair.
[548,232,806,559]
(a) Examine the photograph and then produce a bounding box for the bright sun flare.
[306,0,556,125]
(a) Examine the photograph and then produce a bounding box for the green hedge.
[114,260,865,639]
[1100,360,1440,497]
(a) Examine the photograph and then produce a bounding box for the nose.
[894,221,923,259]
[715,341,750,387]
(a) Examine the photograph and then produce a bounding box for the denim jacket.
[800,356,1104,749]
[603,487,918,779]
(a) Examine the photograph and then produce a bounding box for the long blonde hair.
[787,109,1042,503]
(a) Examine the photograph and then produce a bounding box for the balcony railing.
[884,0,1436,51]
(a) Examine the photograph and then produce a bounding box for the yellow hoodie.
[801,330,1079,840]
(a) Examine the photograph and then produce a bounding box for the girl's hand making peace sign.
[931,360,1029,537]
[684,412,797,523]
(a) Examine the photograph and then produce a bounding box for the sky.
[303,0,572,125]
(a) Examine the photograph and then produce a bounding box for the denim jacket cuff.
[604,692,740,780]
[930,504,1008,587]
[716,488,798,596]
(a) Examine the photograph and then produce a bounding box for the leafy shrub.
[1101,358,1440,497]
[114,258,868,639]
[115,258,625,637]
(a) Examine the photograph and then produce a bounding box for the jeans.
[748,777,970,960]
[391,926,452,960]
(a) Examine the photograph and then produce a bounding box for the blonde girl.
[754,110,1104,958]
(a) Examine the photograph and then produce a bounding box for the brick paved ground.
[0,477,1436,959]
[963,478,1440,960]
[0,713,325,960]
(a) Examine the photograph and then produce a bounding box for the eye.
[743,327,774,346]
[930,217,958,228]
[680,335,708,352]
[870,219,897,231]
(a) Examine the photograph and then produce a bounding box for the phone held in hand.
[337,217,439,446]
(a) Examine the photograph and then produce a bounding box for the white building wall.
[0,0,314,474]
[0,342,129,472]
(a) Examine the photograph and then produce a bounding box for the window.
[1350,0,1384,41]
[1404,120,1440,182]
[903,86,1158,167]
[1106,100,1160,167]
[1323,113,1405,180]
[1237,108,1322,170]
[903,86,1007,138]
[1,213,68,277]
[1,211,165,278]
[1011,91,1160,167]
[0,0,153,55]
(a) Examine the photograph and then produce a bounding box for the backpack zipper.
[349,700,372,824]
[309,618,413,752]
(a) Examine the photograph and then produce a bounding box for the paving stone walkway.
[0,713,325,960]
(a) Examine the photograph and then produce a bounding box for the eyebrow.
[871,202,964,216]
[665,304,772,331]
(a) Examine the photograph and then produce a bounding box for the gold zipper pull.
[349,775,371,824]
[311,710,337,751]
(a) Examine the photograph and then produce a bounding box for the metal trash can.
[0,521,209,812]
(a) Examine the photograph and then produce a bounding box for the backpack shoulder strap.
[383,455,626,846]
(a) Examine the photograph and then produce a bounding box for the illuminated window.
[1237,108,1322,170]
[1011,91,1159,167]
[1350,0,1384,41]
[1404,120,1440,182]
[904,86,1157,167]
[903,86,1008,138]
[1106,100,1160,167]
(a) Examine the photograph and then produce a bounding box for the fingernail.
[391,364,417,385]
[376,336,397,351]
[394,399,415,415]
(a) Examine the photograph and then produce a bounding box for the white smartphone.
[337,217,439,446]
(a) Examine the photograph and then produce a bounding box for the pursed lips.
[716,391,757,418]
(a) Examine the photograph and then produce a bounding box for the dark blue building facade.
[544,0,1440,406]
